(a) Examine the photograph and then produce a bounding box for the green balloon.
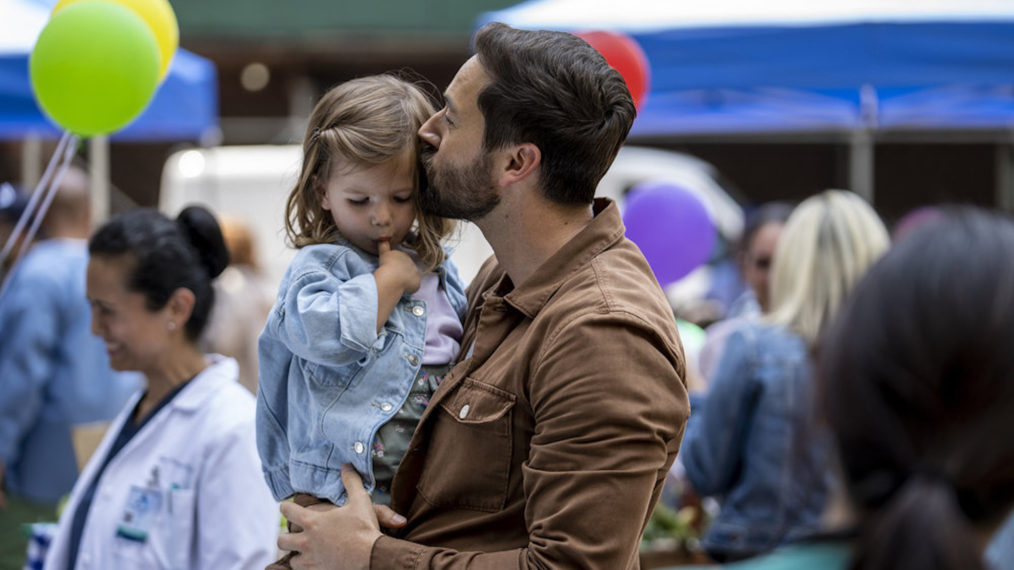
[30,1,160,137]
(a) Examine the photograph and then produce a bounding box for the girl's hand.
[377,241,421,294]
[373,241,423,333]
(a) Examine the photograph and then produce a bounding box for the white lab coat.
[45,356,279,570]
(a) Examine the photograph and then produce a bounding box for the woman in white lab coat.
[45,206,278,570]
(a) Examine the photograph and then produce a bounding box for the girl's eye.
[347,198,368,206]
[394,196,413,204]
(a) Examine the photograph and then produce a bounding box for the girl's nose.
[372,204,391,226]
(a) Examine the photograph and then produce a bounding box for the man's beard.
[419,145,499,221]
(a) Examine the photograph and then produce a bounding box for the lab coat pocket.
[167,488,196,570]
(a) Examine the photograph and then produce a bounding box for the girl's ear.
[316,177,332,211]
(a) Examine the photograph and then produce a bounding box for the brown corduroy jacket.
[372,199,690,569]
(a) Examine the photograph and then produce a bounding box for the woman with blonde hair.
[681,190,890,562]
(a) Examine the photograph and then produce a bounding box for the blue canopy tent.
[479,0,1014,199]
[480,0,1014,135]
[0,0,219,142]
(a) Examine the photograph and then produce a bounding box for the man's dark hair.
[473,22,636,205]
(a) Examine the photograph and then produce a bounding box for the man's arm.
[282,313,688,569]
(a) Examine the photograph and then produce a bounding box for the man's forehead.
[444,56,488,111]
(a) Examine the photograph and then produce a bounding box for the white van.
[160,145,744,292]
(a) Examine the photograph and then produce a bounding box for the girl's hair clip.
[311,127,321,141]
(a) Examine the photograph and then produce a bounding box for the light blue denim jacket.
[681,322,832,559]
[256,242,467,505]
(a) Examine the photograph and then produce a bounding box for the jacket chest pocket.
[416,378,515,512]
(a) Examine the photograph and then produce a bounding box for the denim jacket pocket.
[299,332,387,388]
[300,359,364,388]
[416,378,515,512]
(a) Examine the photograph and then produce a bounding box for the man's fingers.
[374,504,407,528]
[277,529,302,553]
[340,464,371,503]
[280,501,309,530]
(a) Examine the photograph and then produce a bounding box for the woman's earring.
[167,321,176,331]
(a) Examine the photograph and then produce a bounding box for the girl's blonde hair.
[766,189,889,347]
[284,75,453,270]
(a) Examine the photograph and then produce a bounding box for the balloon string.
[0,131,80,302]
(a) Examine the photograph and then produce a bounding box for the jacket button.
[380,403,393,412]
[459,404,470,419]
[405,354,419,366]
[354,442,365,454]
[412,305,425,317]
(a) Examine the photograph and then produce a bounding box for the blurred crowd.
[2,166,1014,570]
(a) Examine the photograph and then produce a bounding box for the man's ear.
[497,143,541,187]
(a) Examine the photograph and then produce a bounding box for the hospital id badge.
[116,485,163,543]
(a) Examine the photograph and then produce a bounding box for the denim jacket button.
[406,354,419,366]
[412,305,425,317]
[459,404,470,419]
[354,441,365,454]
[380,403,393,412]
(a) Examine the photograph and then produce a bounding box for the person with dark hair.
[732,201,794,316]
[698,201,794,382]
[716,207,1014,570]
[43,206,279,569]
[0,169,140,568]
[275,22,688,570]
[817,208,1014,570]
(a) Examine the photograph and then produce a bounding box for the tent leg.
[997,141,1014,213]
[20,135,42,188]
[849,129,875,204]
[89,135,109,224]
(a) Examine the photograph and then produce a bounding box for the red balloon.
[576,30,651,110]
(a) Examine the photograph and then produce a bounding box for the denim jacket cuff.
[337,273,381,351]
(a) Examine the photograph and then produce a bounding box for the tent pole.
[849,129,874,204]
[996,138,1014,213]
[89,135,109,225]
[20,134,42,188]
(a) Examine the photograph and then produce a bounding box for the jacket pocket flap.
[440,378,515,424]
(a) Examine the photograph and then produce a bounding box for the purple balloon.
[622,182,716,287]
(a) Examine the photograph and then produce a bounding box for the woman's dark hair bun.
[176,205,229,278]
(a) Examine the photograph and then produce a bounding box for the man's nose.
[418,114,441,149]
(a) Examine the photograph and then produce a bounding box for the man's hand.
[278,465,406,570]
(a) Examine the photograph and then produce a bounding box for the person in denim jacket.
[682,190,889,562]
[256,76,465,569]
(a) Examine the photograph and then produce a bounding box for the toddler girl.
[256,75,466,569]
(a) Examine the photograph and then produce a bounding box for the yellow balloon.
[53,0,178,80]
